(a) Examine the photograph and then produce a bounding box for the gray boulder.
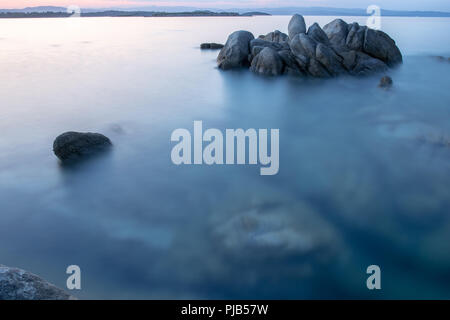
[323,19,349,47]
[259,30,289,43]
[250,47,285,76]
[250,38,288,52]
[308,59,331,78]
[315,43,346,76]
[290,33,317,60]
[288,14,306,40]
[278,50,306,76]
[346,23,366,51]
[217,30,255,70]
[363,28,402,67]
[352,52,388,76]
[53,131,112,161]
[339,50,358,71]
[0,265,76,300]
[307,23,330,45]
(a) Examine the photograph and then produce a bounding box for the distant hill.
[0,6,66,13]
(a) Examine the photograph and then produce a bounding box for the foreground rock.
[216,14,402,78]
[53,131,112,161]
[200,43,224,50]
[0,265,75,300]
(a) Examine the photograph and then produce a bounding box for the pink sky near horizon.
[0,0,280,9]
[2,0,449,10]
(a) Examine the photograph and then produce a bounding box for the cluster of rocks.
[217,14,402,78]
[0,265,75,300]
[53,131,112,162]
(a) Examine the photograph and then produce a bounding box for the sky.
[2,0,450,11]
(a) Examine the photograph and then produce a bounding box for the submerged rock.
[216,14,402,78]
[217,30,254,70]
[0,265,76,300]
[200,43,224,50]
[378,75,393,88]
[53,131,112,161]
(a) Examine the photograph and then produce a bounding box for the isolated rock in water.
[378,75,393,88]
[53,131,112,161]
[363,28,403,66]
[431,55,450,63]
[259,30,289,43]
[200,43,224,50]
[217,30,254,69]
[315,43,346,76]
[250,47,285,76]
[288,14,306,40]
[307,23,330,45]
[0,265,75,300]
[323,19,349,48]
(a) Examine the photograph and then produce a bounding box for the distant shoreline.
[0,11,268,19]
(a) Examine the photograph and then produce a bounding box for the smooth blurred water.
[1,16,450,299]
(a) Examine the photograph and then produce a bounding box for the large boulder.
[308,59,331,78]
[323,19,349,48]
[278,50,306,76]
[288,14,306,40]
[307,23,330,45]
[315,43,346,76]
[53,131,112,162]
[352,52,388,76]
[249,38,289,63]
[259,30,289,43]
[250,38,288,52]
[339,50,358,71]
[363,28,402,67]
[250,47,285,76]
[290,33,317,61]
[345,23,366,51]
[0,265,76,300]
[217,30,255,70]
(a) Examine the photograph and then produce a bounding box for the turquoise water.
[0,16,450,299]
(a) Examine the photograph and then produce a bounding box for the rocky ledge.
[217,14,402,77]
[0,265,76,300]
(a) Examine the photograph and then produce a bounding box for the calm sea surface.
[1,16,450,299]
